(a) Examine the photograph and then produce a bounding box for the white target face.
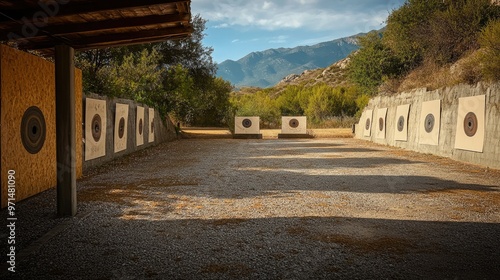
[148,108,155,143]
[454,95,485,152]
[375,108,388,140]
[281,116,307,134]
[136,106,145,146]
[235,116,260,134]
[363,109,373,137]
[114,103,129,153]
[419,100,441,146]
[394,104,411,142]
[85,98,107,161]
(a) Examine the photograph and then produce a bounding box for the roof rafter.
[19,25,193,51]
[0,0,187,23]
[0,13,190,39]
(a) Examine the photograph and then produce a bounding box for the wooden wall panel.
[0,45,82,208]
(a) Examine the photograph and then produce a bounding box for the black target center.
[21,106,46,154]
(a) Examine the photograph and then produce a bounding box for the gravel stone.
[1,138,499,279]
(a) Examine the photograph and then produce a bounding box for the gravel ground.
[1,138,500,279]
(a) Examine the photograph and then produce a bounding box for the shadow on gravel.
[193,172,500,198]
[3,214,499,279]
[239,156,420,168]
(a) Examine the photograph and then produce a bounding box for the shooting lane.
[0,45,83,208]
[0,0,193,216]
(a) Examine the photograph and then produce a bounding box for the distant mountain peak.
[216,33,364,88]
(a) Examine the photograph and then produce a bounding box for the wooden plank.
[0,0,190,23]
[0,13,190,40]
[19,25,192,51]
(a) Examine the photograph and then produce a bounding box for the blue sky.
[191,0,407,63]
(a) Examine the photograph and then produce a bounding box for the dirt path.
[2,138,500,279]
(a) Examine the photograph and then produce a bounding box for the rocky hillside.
[217,35,361,88]
[275,56,352,88]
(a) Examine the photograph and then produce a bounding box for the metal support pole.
[55,45,77,216]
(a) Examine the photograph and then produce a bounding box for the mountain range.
[216,34,361,88]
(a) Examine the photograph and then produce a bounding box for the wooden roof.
[0,0,192,55]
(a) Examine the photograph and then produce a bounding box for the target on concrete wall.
[363,110,373,137]
[136,106,145,147]
[114,103,129,153]
[394,104,411,142]
[454,95,485,152]
[148,108,155,143]
[281,116,307,134]
[375,108,388,140]
[419,100,441,146]
[235,116,260,134]
[85,98,107,161]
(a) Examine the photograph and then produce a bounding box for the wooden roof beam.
[0,0,190,23]
[0,13,190,40]
[18,25,193,50]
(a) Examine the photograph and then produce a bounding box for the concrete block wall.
[355,82,500,169]
[82,94,178,171]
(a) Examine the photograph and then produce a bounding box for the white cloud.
[192,0,403,32]
[269,35,289,44]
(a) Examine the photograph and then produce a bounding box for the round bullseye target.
[91,114,102,142]
[242,118,252,128]
[289,118,299,128]
[424,114,435,133]
[21,106,46,154]
[118,117,125,139]
[365,118,371,130]
[378,117,384,131]
[397,116,405,132]
[463,112,478,137]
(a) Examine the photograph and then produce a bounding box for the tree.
[347,32,401,94]
[76,14,233,127]
[106,48,165,102]
[427,0,499,64]
[156,14,217,81]
[479,19,500,81]
[383,0,445,71]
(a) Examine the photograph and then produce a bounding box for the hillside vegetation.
[217,36,359,88]
[350,0,500,94]
[231,0,500,129]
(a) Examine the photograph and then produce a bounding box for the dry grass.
[181,128,353,139]
[309,128,353,138]
[181,128,232,139]
[398,60,457,92]
[396,51,485,93]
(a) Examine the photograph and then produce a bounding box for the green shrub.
[427,0,498,64]
[479,19,500,81]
